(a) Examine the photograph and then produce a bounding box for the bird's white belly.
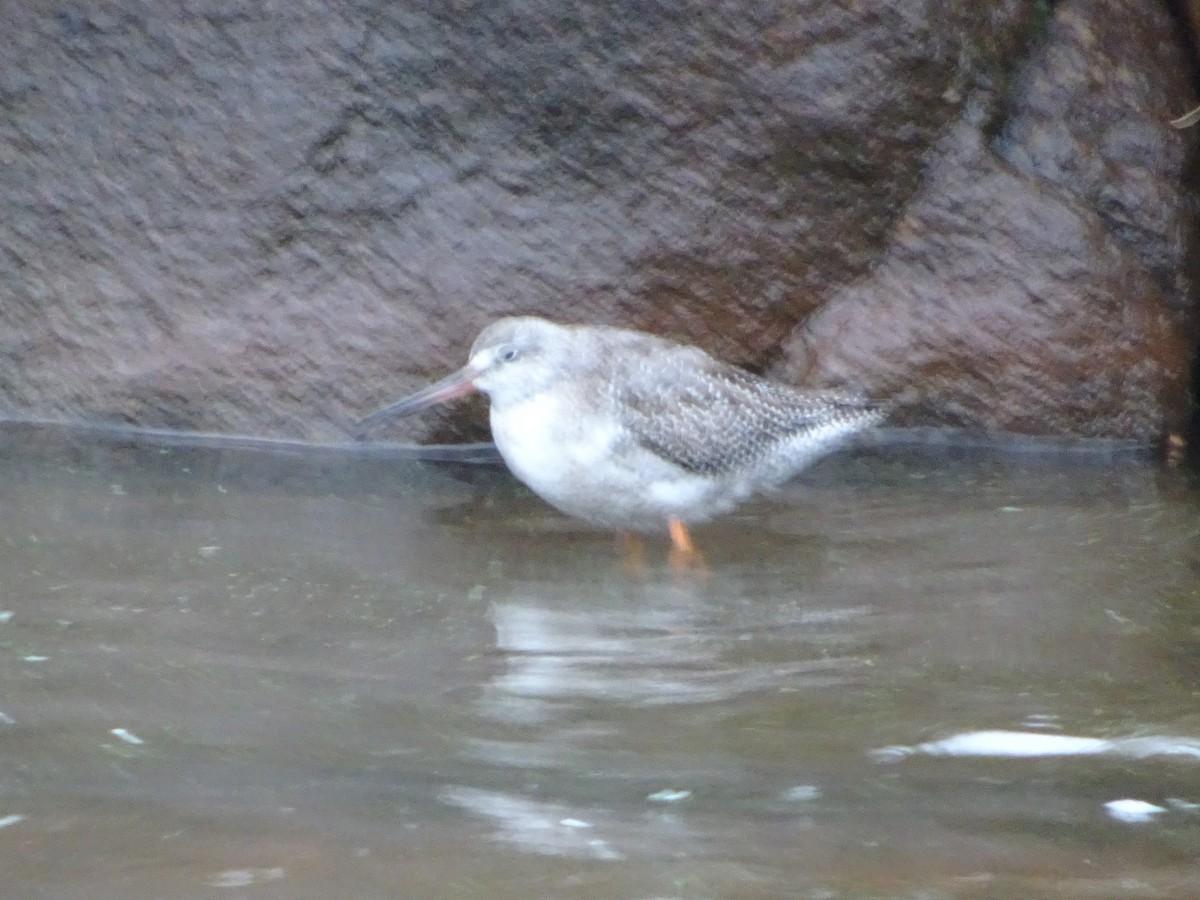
[489,391,717,528]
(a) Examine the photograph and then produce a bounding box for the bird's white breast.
[490,390,621,497]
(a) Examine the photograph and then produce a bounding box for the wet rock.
[0,0,1193,443]
[781,0,1197,442]
[778,120,1191,440]
[995,0,1196,304]
[0,2,1028,440]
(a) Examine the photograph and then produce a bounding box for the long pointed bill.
[354,366,481,437]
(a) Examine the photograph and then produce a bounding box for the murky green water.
[1,424,1198,899]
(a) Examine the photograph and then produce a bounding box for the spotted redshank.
[357,317,884,565]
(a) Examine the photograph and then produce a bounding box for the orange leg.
[617,530,647,576]
[667,517,706,571]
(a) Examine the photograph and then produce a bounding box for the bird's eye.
[497,346,520,363]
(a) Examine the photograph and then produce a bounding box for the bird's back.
[599,339,882,486]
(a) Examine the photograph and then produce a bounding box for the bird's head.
[354,316,572,434]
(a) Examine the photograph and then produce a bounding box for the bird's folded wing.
[614,351,873,477]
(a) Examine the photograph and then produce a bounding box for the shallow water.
[1,425,1198,899]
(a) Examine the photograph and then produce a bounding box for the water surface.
[1,425,1198,899]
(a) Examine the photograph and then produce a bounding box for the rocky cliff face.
[0,0,1195,444]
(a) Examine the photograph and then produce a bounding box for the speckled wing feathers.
[612,346,879,478]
